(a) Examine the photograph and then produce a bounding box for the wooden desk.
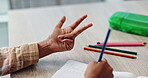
[9,1,148,78]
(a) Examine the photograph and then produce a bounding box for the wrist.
[38,39,54,58]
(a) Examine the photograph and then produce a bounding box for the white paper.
[0,74,10,78]
[52,60,87,78]
[138,76,148,78]
[52,60,148,78]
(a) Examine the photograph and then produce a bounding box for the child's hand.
[47,14,92,52]
[84,59,114,78]
[38,15,92,58]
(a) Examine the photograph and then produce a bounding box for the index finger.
[56,16,66,28]
[70,14,88,30]
[72,23,93,38]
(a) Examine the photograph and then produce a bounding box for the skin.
[38,14,92,58]
[37,15,113,78]
[85,59,114,78]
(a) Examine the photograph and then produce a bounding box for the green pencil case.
[109,12,148,37]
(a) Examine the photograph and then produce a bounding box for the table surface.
[9,1,148,78]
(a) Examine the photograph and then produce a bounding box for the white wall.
[107,0,124,2]
[0,23,8,47]
[0,0,9,14]
[0,0,9,23]
[0,0,9,47]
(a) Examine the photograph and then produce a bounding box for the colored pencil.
[97,42,146,44]
[88,45,137,55]
[98,28,111,62]
[96,42,146,47]
[84,47,137,59]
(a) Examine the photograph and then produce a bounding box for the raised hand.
[38,15,92,58]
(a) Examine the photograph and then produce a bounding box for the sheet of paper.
[51,60,147,78]
[51,60,87,78]
[138,76,148,78]
[1,74,10,78]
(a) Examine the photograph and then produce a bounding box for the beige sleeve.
[0,43,39,76]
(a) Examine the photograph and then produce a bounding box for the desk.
[9,1,148,78]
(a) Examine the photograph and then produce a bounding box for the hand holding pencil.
[85,28,113,78]
[85,59,114,78]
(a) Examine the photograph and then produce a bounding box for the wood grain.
[9,1,148,78]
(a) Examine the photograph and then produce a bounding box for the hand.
[38,15,93,58]
[84,59,114,78]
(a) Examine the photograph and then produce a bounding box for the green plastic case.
[109,12,148,37]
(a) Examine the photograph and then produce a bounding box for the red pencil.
[97,42,146,44]
[96,42,146,47]
[84,47,137,59]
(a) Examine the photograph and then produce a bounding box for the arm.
[0,43,39,75]
[0,15,92,76]
[84,59,114,78]
[38,15,92,58]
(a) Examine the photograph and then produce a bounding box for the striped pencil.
[88,45,137,55]
[84,47,137,59]
[96,42,146,47]
[97,42,146,44]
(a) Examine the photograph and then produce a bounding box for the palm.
[47,15,92,52]
[50,26,74,52]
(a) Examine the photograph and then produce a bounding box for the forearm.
[38,40,54,58]
[0,43,39,76]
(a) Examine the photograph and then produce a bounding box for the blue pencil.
[98,28,111,62]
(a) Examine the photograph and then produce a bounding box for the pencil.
[98,28,111,62]
[84,47,137,59]
[97,42,146,44]
[96,42,146,47]
[88,45,137,55]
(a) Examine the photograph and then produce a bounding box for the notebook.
[51,60,148,78]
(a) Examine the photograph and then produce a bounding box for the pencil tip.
[97,42,100,44]
[109,27,112,30]
[143,42,147,45]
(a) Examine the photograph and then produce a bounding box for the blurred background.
[0,0,140,47]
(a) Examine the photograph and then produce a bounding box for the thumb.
[58,33,74,40]
[61,39,74,50]
[102,58,107,62]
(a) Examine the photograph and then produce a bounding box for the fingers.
[89,61,98,65]
[101,58,107,62]
[62,39,74,50]
[100,58,109,65]
[58,34,73,40]
[101,58,113,72]
[70,14,88,30]
[58,23,92,40]
[56,16,66,28]
[72,23,93,38]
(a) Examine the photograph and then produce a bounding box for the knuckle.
[75,21,80,25]
[108,67,113,73]
[60,19,65,23]
[79,17,83,21]
[111,74,114,78]
[110,67,113,71]
[83,25,88,29]
[72,32,76,37]
[89,61,97,64]
[101,61,105,64]
[77,30,82,33]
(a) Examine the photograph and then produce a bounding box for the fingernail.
[90,23,93,26]
[58,35,64,39]
[102,58,107,62]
